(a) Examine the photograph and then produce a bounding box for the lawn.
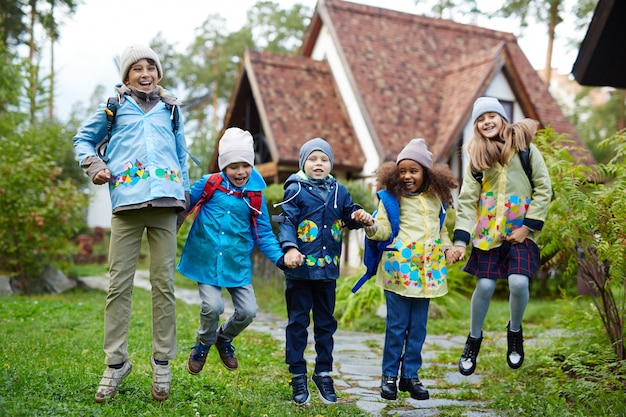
[1,267,625,417]
[0,287,368,417]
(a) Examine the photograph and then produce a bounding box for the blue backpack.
[351,190,446,293]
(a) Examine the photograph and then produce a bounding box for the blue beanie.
[299,138,334,170]
[471,97,509,124]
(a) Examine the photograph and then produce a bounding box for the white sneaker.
[150,356,171,401]
[94,361,132,402]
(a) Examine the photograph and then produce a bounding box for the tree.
[0,35,88,293]
[538,127,626,360]
[496,0,597,83]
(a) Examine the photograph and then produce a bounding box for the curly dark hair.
[374,161,458,207]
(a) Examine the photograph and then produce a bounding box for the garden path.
[81,271,498,417]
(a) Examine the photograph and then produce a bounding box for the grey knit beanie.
[396,138,433,169]
[471,97,509,123]
[120,44,163,83]
[299,137,334,170]
[218,127,255,170]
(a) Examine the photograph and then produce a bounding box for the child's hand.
[446,246,466,264]
[506,227,530,244]
[93,168,111,185]
[352,209,374,226]
[284,248,305,268]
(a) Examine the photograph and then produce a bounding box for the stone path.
[80,272,498,416]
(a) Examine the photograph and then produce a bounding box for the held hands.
[446,246,466,264]
[93,168,111,185]
[283,248,305,269]
[506,227,530,244]
[351,209,374,226]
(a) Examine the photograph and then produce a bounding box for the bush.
[0,119,88,293]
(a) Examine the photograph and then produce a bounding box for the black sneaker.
[398,377,429,400]
[380,375,397,400]
[312,373,337,404]
[290,374,310,405]
[506,322,524,369]
[459,332,483,376]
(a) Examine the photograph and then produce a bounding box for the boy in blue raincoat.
[178,127,302,375]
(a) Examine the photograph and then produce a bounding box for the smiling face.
[125,58,159,92]
[224,162,252,188]
[303,150,332,179]
[397,159,425,193]
[475,112,505,140]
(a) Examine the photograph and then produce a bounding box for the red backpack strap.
[245,191,263,240]
[182,173,222,220]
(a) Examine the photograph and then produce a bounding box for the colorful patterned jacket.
[366,191,451,298]
[278,171,362,281]
[453,144,552,251]
[73,88,190,212]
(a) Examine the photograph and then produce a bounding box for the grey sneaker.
[150,356,171,401]
[94,361,132,403]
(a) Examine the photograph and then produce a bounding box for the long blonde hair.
[467,118,539,172]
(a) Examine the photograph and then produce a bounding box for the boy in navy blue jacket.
[277,137,367,405]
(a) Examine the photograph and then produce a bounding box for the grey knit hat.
[471,97,509,123]
[299,137,334,170]
[120,44,163,83]
[218,127,255,170]
[396,138,433,169]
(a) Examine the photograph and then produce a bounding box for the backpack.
[95,94,200,165]
[183,173,264,238]
[472,147,533,188]
[351,190,447,293]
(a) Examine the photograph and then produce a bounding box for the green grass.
[12,264,626,416]
[0,288,368,417]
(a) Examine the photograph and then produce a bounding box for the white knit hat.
[396,138,433,169]
[120,44,163,83]
[471,97,509,123]
[218,127,255,170]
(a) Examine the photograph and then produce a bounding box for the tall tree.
[497,0,597,83]
[25,0,77,123]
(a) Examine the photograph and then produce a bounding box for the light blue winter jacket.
[177,168,284,287]
[73,90,190,211]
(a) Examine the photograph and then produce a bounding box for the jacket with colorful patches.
[177,169,284,287]
[453,144,552,251]
[73,90,190,212]
[367,192,451,298]
[278,171,363,281]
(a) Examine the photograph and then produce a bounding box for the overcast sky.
[52,0,584,121]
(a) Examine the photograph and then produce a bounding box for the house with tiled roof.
[212,0,591,184]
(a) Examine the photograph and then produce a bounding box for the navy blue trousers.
[285,278,337,375]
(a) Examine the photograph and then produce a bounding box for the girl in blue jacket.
[178,128,302,377]
[277,137,367,405]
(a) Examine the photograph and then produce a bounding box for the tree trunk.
[542,1,559,84]
[29,0,37,124]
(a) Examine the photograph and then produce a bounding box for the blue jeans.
[382,290,430,378]
[196,283,258,345]
[285,279,337,375]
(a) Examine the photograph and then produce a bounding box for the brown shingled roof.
[246,50,365,172]
[219,0,591,177]
[306,0,589,161]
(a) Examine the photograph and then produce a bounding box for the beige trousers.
[103,207,177,365]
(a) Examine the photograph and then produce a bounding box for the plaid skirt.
[463,239,540,280]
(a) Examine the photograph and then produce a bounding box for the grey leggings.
[469,274,529,337]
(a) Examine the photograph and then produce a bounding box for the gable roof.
[216,0,591,176]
